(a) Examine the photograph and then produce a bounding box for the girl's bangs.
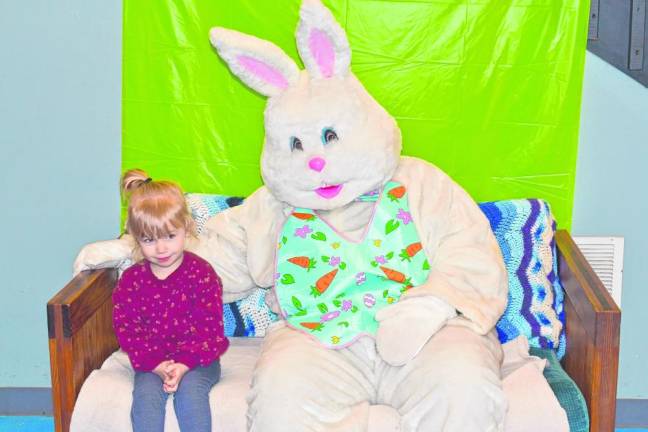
[127,200,186,240]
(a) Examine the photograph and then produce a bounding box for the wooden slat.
[48,269,117,337]
[48,268,118,432]
[71,301,118,399]
[557,230,621,432]
[48,313,71,432]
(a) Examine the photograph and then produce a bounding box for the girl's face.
[137,226,187,280]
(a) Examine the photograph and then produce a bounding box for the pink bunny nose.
[308,157,326,172]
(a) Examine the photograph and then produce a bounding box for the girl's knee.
[132,373,166,401]
[177,368,220,394]
[175,381,211,404]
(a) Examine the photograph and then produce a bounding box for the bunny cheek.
[260,130,399,210]
[261,148,389,211]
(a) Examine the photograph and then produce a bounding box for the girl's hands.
[162,362,190,393]
[152,360,190,393]
[153,360,175,381]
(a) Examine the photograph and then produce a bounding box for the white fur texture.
[209,28,299,97]
[375,296,457,366]
[73,237,135,276]
[296,0,351,78]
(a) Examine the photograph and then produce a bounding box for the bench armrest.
[556,230,621,432]
[47,268,119,432]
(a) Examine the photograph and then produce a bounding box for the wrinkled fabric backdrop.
[123,0,589,229]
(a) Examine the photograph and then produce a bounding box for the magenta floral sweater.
[112,251,229,371]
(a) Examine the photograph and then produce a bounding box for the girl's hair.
[121,169,195,240]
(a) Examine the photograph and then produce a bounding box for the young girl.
[112,169,229,432]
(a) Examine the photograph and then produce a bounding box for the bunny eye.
[290,136,303,152]
[321,128,338,145]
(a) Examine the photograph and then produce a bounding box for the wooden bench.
[47,229,621,432]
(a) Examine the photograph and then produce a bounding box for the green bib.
[274,181,430,348]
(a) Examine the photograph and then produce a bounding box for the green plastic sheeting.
[123,0,590,229]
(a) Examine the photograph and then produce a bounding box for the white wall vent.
[572,236,624,308]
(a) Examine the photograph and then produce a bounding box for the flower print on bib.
[274,181,430,348]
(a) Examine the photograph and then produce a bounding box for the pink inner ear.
[309,28,335,78]
[237,55,289,90]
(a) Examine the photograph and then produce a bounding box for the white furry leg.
[247,322,375,432]
[377,326,507,432]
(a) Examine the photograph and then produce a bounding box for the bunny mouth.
[315,184,343,199]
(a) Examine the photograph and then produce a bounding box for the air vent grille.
[572,236,624,308]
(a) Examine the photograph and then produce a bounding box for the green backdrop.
[123,0,590,229]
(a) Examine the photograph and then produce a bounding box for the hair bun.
[122,169,151,194]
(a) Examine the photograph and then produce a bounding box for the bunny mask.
[210,0,402,211]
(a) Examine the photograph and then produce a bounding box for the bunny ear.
[210,27,300,97]
[296,0,351,79]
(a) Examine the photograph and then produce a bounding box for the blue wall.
[0,2,646,401]
[0,1,122,386]
[573,52,648,399]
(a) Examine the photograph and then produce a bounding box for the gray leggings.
[131,360,221,432]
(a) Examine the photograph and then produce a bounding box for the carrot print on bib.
[274,181,430,348]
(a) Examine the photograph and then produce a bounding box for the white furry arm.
[191,187,288,304]
[394,157,508,334]
[376,296,457,366]
[72,236,136,276]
